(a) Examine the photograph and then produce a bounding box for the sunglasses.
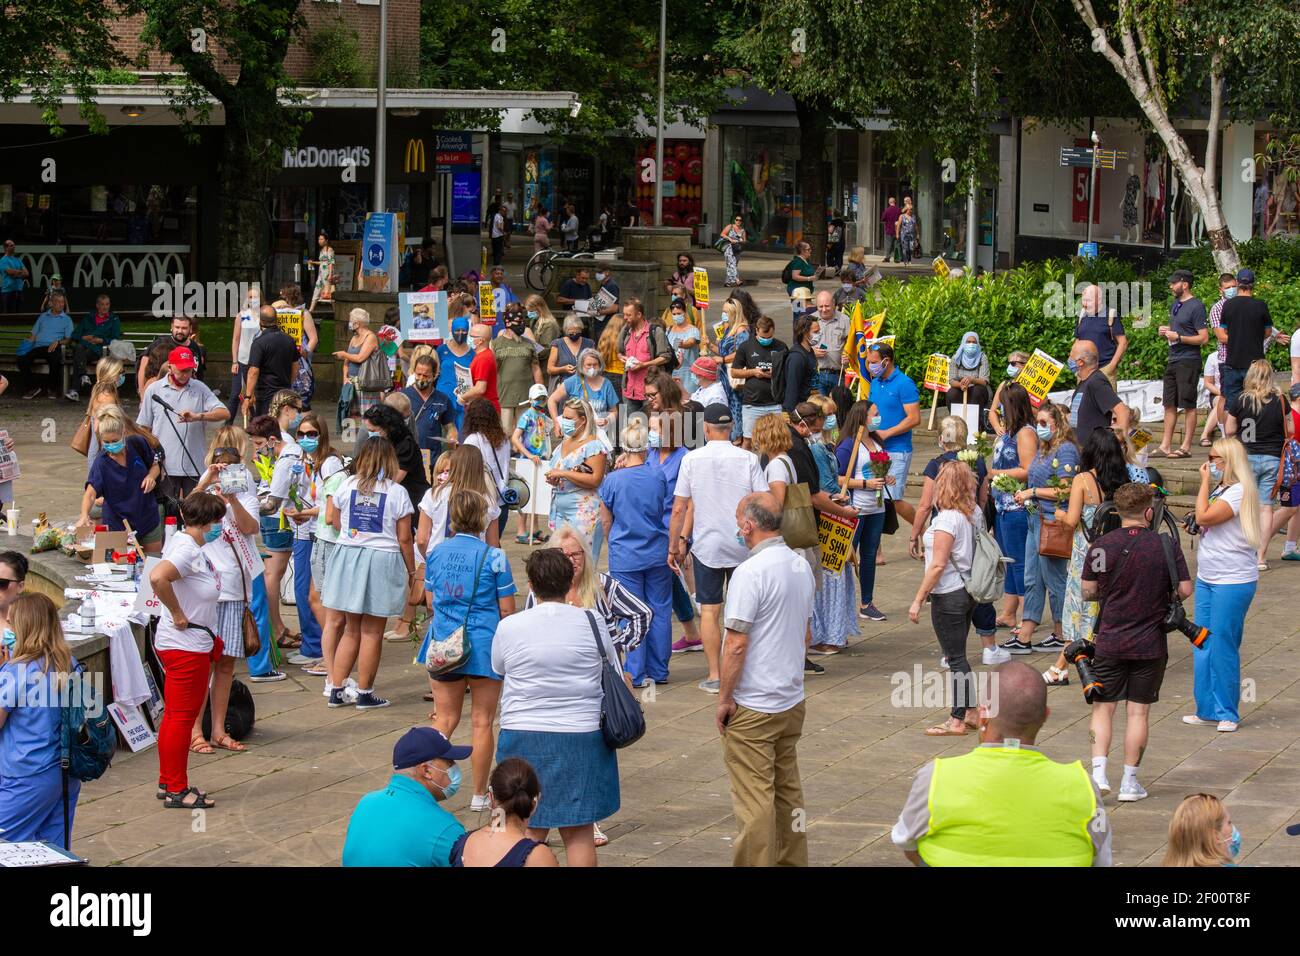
[0,578,22,589]
[297,430,319,438]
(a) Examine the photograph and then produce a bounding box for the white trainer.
[1117,779,1148,802]
[982,646,1012,666]
[1217,721,1239,733]
[1092,772,1111,795]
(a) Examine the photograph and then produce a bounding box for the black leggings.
[931,589,976,720]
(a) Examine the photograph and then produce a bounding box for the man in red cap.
[137,343,230,498]
[689,355,727,409]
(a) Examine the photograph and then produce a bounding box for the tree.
[1067,0,1300,273]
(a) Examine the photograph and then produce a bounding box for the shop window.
[721,126,801,250]
[1253,130,1300,238]
[632,140,704,235]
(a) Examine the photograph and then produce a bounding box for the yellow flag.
[843,299,865,362]
[866,310,886,339]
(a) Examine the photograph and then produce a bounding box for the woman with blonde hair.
[77,404,164,553]
[909,461,983,736]
[0,593,80,843]
[524,294,560,350]
[1006,401,1079,654]
[845,245,868,284]
[546,397,608,560]
[1225,358,1292,569]
[596,313,626,398]
[751,412,795,507]
[1185,437,1260,733]
[716,296,751,441]
[323,436,416,710]
[1163,794,1240,866]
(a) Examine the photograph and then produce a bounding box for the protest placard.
[399,290,449,343]
[478,280,496,321]
[693,266,710,309]
[1020,349,1065,407]
[817,512,857,573]
[275,307,303,346]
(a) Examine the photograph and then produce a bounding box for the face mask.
[870,415,882,429]
[1035,424,1053,441]
[757,336,774,347]
[203,526,223,544]
[288,415,303,433]
[584,367,600,379]
[1006,364,1021,378]
[117,374,125,387]
[298,436,319,453]
[567,330,582,340]
[595,272,607,283]
[868,361,884,377]
[532,398,546,409]
[1066,359,1080,374]
[434,764,462,799]
[735,528,747,547]
[527,310,539,321]
[1209,463,1222,481]
[842,283,854,293]
[824,415,838,431]
[1224,286,1238,299]
[671,311,686,325]
[507,318,525,331]
[452,331,468,345]
[648,429,661,449]
[1,628,14,651]
[104,439,126,454]
[1226,825,1241,859]
[559,417,578,436]
[415,377,434,391]
[963,343,980,359]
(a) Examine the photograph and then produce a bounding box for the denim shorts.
[884,450,912,501]
[1247,453,1279,501]
[259,514,294,553]
[741,402,783,438]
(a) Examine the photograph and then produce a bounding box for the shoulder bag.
[227,536,262,658]
[70,414,92,456]
[1038,470,1092,559]
[354,337,391,391]
[778,457,820,549]
[586,610,646,749]
[421,543,487,676]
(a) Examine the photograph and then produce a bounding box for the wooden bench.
[0,322,161,397]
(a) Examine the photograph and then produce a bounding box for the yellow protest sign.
[1020,349,1064,407]
[818,512,857,573]
[1129,428,1153,452]
[923,353,951,393]
[693,266,710,310]
[478,280,496,321]
[275,307,304,346]
[713,318,728,342]
[932,256,950,278]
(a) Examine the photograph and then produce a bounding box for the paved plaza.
[4,255,1299,866]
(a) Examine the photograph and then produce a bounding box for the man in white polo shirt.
[717,491,816,867]
[669,403,768,694]
[137,345,230,499]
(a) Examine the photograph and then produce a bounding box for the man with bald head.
[812,289,849,396]
[717,491,816,866]
[1067,339,1128,447]
[892,661,1112,866]
[460,322,499,412]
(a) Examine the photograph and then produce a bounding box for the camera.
[1164,601,1209,648]
[1062,638,1103,704]
[1180,511,1200,536]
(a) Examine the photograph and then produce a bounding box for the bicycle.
[525,243,596,292]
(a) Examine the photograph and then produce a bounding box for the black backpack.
[768,343,793,402]
[781,260,794,285]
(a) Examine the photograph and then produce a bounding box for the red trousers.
[157,648,212,793]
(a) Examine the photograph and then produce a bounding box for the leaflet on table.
[399,290,449,343]
[0,430,18,482]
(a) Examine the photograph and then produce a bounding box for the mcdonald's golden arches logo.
[404,138,426,174]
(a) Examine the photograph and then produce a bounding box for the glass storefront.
[720,126,801,250]
[1253,129,1300,238]
[0,184,197,246]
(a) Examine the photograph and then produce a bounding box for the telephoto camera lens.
[1062,638,1103,704]
[1164,602,1209,648]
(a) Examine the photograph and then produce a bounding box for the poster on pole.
[275,308,303,346]
[923,354,951,393]
[1020,349,1065,407]
[817,512,857,573]
[692,266,710,309]
[360,212,398,293]
[398,291,449,344]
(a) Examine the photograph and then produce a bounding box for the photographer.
[1080,483,1192,802]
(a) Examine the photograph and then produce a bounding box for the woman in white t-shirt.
[228,287,261,416]
[1186,438,1260,733]
[752,412,795,507]
[193,428,264,754]
[908,461,982,738]
[149,492,227,809]
[322,436,416,710]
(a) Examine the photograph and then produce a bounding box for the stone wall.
[621,227,696,316]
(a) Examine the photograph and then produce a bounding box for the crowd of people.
[0,252,1291,868]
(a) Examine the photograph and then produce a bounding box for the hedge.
[873,237,1300,391]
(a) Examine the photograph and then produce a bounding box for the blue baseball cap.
[450,316,470,332]
[393,727,471,769]
[1236,268,1256,285]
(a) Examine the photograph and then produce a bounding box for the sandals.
[190,734,215,755]
[515,534,531,544]
[163,787,215,810]
[1200,438,1213,447]
[924,722,969,737]
[593,823,609,847]
[276,628,302,649]
[212,733,247,753]
[1168,448,1191,459]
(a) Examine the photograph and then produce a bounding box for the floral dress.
[1061,500,1099,644]
[668,323,702,395]
[313,246,335,302]
[548,437,607,561]
[810,440,858,646]
[718,325,750,442]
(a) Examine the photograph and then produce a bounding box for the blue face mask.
[1035,424,1053,441]
[298,436,319,453]
[756,336,774,347]
[868,361,885,378]
[1224,286,1238,299]
[1,628,15,651]
[870,415,882,429]
[1226,825,1241,859]
[735,528,747,547]
[559,417,578,436]
[104,439,126,454]
[1209,463,1222,481]
[1066,359,1080,374]
[116,374,126,387]
[963,343,980,359]
[648,429,662,449]
[203,525,223,544]
[824,415,838,431]
[527,310,539,321]
[288,415,303,433]
[1006,364,1021,379]
[436,764,462,799]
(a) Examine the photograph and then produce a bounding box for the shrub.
[305,18,366,88]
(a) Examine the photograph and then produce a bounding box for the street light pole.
[1086,130,1100,246]
[654,0,666,226]
[964,10,978,268]
[374,0,389,213]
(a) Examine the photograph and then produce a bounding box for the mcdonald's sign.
[404,138,426,174]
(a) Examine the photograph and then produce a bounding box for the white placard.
[513,457,553,518]
[107,702,156,752]
[131,557,163,617]
[0,841,82,867]
[950,403,981,444]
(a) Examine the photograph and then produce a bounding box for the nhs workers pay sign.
[361,212,398,293]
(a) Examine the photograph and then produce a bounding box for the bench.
[0,323,160,397]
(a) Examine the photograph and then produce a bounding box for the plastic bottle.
[164,516,177,545]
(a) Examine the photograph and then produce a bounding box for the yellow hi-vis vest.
[918,746,1097,867]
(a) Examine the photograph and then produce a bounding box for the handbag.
[778,458,820,550]
[70,415,92,457]
[420,543,487,676]
[882,499,899,535]
[586,610,646,749]
[227,537,262,658]
[1037,511,1074,559]
[354,341,391,391]
[712,236,730,254]
[336,381,356,431]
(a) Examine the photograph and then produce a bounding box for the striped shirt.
[1207,296,1228,365]
[523,571,651,654]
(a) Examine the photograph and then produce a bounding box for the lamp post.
[653,0,666,226]
[374,0,389,213]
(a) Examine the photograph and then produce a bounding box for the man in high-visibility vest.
[891,661,1112,866]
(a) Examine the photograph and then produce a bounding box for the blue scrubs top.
[599,462,669,573]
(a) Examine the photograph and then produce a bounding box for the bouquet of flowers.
[991,473,1029,511]
[866,450,891,507]
[957,448,979,471]
[972,431,994,460]
[1045,459,1075,503]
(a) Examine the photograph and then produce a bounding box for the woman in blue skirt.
[492,548,622,867]
[322,436,416,710]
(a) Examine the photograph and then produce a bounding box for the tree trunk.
[795,97,828,266]
[216,102,281,291]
